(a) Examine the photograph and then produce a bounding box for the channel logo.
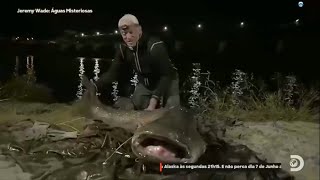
[290,155,304,172]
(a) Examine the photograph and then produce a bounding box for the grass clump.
[0,74,55,103]
[184,65,319,123]
[0,73,85,132]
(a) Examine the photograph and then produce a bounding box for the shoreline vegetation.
[0,66,319,128]
[0,67,318,180]
[184,67,319,123]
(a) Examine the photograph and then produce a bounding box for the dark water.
[0,48,118,103]
[0,30,319,103]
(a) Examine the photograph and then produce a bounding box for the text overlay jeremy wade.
[17,8,93,14]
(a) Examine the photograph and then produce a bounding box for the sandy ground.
[0,152,32,180]
[222,121,320,180]
[0,100,319,180]
[0,101,87,132]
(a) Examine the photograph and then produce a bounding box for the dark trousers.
[131,77,180,110]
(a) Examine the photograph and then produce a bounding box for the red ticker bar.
[159,163,282,173]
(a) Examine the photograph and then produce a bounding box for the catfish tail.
[81,75,100,106]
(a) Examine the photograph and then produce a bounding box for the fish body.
[131,107,207,164]
[80,75,206,163]
[80,76,170,132]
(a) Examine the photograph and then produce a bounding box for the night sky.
[1,0,319,38]
[0,0,319,101]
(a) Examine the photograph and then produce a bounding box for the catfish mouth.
[132,134,191,163]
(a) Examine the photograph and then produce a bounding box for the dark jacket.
[96,34,177,100]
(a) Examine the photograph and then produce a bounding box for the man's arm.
[95,44,125,90]
[150,41,174,101]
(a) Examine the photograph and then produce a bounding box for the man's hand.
[144,97,158,111]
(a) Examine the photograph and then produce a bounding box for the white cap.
[118,14,139,28]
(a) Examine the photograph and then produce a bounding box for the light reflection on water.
[7,55,109,102]
[76,57,85,99]
[14,56,19,77]
[13,55,36,79]
[6,55,246,108]
[8,55,140,102]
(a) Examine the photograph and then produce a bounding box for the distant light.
[298,1,304,7]
[295,19,300,25]
[31,37,33,40]
[96,32,100,35]
[197,24,202,29]
[240,21,245,28]
[48,41,56,44]
[81,33,84,37]
[114,30,118,34]
[77,57,85,60]
[163,26,168,31]
[27,38,29,40]
[16,37,19,40]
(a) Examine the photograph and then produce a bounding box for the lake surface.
[0,33,319,103]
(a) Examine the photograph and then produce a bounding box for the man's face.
[119,24,141,47]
